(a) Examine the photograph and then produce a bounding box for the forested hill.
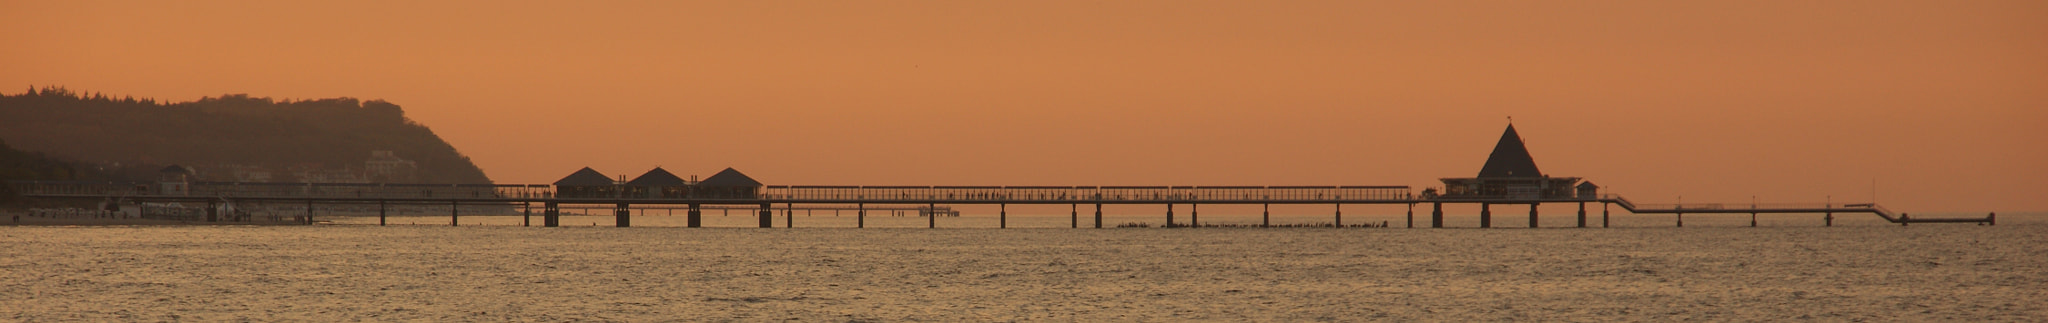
[0,87,492,184]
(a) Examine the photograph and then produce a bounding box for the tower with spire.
[1435,124,1589,199]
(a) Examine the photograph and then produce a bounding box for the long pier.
[4,181,1994,228]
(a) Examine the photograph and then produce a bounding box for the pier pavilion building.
[625,167,691,198]
[553,167,618,198]
[1438,124,1586,199]
[694,167,763,199]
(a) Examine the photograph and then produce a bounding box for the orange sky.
[4,1,2044,212]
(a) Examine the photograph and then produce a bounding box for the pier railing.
[1629,202,1888,211]
[761,185,1413,202]
[6,180,1413,203]
[4,180,553,200]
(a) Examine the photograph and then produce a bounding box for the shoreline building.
[1436,124,1590,200]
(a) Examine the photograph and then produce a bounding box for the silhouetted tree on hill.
[0,86,492,184]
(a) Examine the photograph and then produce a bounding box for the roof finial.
[1507,115,1513,124]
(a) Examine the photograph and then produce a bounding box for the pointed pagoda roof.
[625,167,689,186]
[696,167,762,187]
[1477,124,1544,178]
[553,167,616,186]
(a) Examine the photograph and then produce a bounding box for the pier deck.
[5,180,1994,227]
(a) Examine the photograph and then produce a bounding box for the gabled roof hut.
[697,168,762,187]
[625,167,690,198]
[554,167,614,186]
[694,167,762,199]
[553,167,619,198]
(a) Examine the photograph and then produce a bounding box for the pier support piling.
[380,200,387,226]
[1335,204,1343,227]
[1191,204,1199,227]
[688,204,702,228]
[306,200,314,225]
[1000,203,1007,229]
[1407,203,1414,228]
[1432,202,1443,228]
[614,203,629,227]
[758,203,772,228]
[1480,203,1492,228]
[786,203,794,228]
[1070,204,1077,228]
[1262,204,1271,228]
[1601,203,1609,228]
[451,201,460,226]
[1528,203,1539,228]
[1677,212,1684,227]
[856,203,864,228]
[1751,212,1758,227]
[928,203,936,228]
[1825,211,1834,227]
[1576,202,1586,228]
[544,202,559,227]
[1094,204,1103,228]
[521,202,529,227]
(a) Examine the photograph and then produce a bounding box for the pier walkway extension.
[4,181,1993,228]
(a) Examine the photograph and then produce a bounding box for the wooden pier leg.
[1335,204,1343,228]
[786,203,794,228]
[1166,204,1174,228]
[1825,211,1833,227]
[1528,203,1539,228]
[1000,203,1007,229]
[1094,204,1103,229]
[1262,203,1271,228]
[1677,212,1684,228]
[545,202,559,227]
[522,202,530,227]
[1407,203,1414,228]
[1071,204,1077,228]
[306,200,313,225]
[856,203,864,228]
[1601,203,1609,228]
[1576,202,1586,228]
[1480,203,1492,228]
[380,200,388,226]
[759,203,773,228]
[928,203,936,228]
[1191,204,1199,228]
[451,201,460,226]
[1432,202,1443,228]
[688,204,702,228]
[615,203,630,227]
[1751,212,1758,227]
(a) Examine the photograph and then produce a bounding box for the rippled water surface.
[3,213,2043,321]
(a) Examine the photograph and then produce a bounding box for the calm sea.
[3,212,2042,321]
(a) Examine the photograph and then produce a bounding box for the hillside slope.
[0,87,490,184]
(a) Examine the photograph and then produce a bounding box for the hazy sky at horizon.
[4,1,2044,212]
